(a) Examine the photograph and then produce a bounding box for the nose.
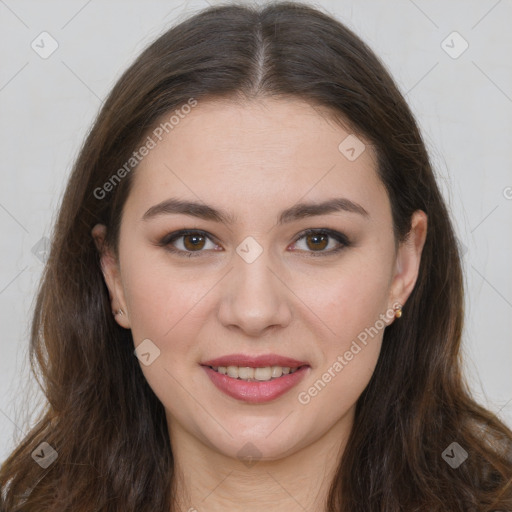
[217,246,293,337]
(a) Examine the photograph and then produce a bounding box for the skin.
[92,97,427,512]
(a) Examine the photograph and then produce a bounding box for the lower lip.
[202,365,310,404]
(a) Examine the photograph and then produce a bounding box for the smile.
[208,365,303,381]
[201,358,310,403]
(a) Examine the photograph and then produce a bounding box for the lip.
[200,354,310,404]
[201,353,309,368]
[202,366,310,403]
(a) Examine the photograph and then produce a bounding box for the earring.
[393,304,402,318]
[114,308,124,316]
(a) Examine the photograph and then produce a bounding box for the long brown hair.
[1,2,511,510]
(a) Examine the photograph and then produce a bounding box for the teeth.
[238,367,254,380]
[254,367,271,380]
[227,366,238,378]
[212,365,300,381]
[271,366,283,378]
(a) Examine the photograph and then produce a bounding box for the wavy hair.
[1,2,511,511]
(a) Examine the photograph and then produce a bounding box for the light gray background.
[1,0,511,462]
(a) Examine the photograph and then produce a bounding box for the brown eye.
[292,229,350,256]
[159,230,219,257]
[182,233,206,251]
[304,232,329,251]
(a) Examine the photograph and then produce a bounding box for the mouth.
[205,364,306,381]
[200,354,310,403]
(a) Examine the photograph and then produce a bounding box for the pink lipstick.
[201,353,310,404]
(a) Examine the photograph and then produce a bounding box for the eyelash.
[157,228,351,258]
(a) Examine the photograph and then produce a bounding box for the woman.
[1,2,511,511]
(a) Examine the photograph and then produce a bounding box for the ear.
[91,224,131,329]
[388,210,428,320]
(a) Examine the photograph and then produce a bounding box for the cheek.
[295,334,382,443]
[292,255,391,407]
[296,255,392,346]
[295,268,389,420]
[121,244,204,330]
[120,254,212,407]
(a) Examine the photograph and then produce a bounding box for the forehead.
[125,97,389,225]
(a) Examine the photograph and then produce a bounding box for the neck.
[168,411,353,512]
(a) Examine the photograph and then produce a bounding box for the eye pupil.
[183,234,205,251]
[306,233,328,251]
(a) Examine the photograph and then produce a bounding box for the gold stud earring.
[393,304,402,318]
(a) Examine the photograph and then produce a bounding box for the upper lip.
[201,353,309,368]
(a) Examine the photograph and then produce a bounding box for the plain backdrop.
[0,0,511,463]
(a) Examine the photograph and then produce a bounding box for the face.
[93,97,426,462]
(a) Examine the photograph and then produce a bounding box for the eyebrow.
[142,197,369,224]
